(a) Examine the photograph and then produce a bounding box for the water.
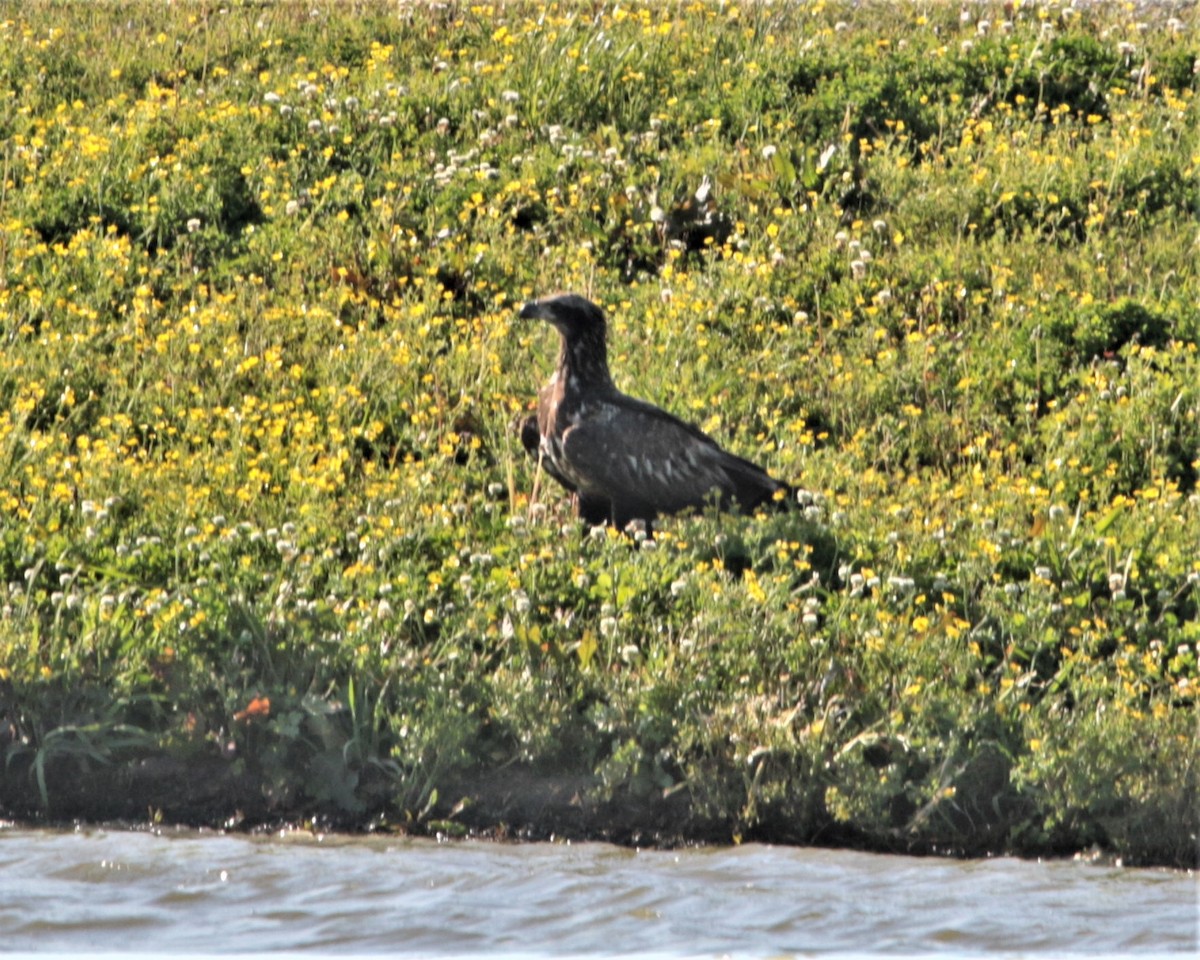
[0,826,1194,957]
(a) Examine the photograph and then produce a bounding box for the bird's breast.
[540,430,590,491]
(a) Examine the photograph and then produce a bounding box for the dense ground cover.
[1,0,1197,867]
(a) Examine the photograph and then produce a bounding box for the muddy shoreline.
[2,751,1178,868]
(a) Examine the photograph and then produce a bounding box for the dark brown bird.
[519,293,791,529]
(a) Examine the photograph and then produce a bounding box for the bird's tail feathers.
[719,454,794,514]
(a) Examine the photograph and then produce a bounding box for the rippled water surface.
[0,826,1194,957]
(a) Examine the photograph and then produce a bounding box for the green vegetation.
[1,1,1197,867]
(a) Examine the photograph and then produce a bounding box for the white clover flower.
[850,259,867,280]
[762,144,777,159]
[186,217,201,233]
[501,89,520,104]
[264,91,281,104]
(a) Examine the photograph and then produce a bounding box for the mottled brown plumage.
[519,293,790,528]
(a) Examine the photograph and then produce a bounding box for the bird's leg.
[529,444,545,519]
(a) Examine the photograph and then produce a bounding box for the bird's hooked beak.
[520,300,568,336]
[519,300,549,322]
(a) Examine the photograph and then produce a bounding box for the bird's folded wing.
[560,413,732,516]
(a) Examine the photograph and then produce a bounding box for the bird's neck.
[557,330,614,392]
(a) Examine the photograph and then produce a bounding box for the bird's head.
[520,293,612,386]
[519,293,607,342]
